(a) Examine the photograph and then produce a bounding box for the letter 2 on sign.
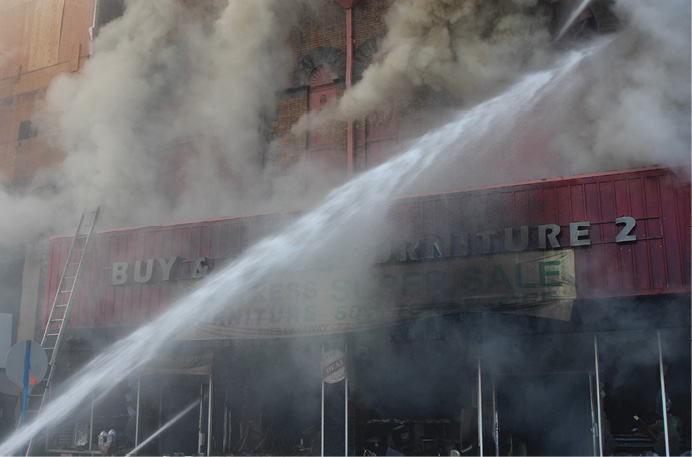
[615,216,637,243]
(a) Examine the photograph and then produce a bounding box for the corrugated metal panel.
[44,166,691,329]
[424,166,690,299]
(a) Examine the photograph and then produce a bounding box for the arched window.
[307,66,340,170]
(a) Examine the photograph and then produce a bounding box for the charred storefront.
[39,166,690,456]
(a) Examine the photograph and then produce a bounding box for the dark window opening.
[92,0,125,39]
[18,120,38,141]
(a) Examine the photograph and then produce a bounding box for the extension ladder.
[25,208,100,454]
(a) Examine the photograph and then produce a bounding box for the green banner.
[186,250,576,340]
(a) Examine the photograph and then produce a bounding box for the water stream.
[0,43,602,456]
[555,0,593,42]
[125,399,199,456]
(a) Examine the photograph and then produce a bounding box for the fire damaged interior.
[45,294,690,456]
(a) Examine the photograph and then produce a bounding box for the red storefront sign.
[44,166,690,332]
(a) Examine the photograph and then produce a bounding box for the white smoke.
[2,0,313,244]
[294,0,553,132]
[1,0,689,246]
[293,0,690,190]
[555,0,691,174]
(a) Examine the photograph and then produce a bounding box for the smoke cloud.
[293,0,553,133]
[1,0,315,245]
[0,0,688,247]
[42,0,306,226]
[555,0,691,174]
[294,0,690,192]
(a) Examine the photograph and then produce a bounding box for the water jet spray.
[125,398,199,456]
[554,0,592,42]
[0,44,603,457]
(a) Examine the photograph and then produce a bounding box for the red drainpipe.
[337,0,360,177]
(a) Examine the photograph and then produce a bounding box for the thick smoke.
[555,0,691,174]
[2,0,688,246]
[294,0,690,190]
[293,0,553,132]
[1,0,313,245]
[40,0,305,227]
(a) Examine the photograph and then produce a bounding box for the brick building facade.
[0,0,447,187]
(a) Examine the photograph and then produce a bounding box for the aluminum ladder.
[25,207,100,455]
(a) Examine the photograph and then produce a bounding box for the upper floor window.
[365,102,397,168]
[307,66,340,170]
[18,120,38,141]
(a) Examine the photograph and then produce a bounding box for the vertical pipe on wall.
[491,374,498,456]
[89,392,95,451]
[157,390,163,456]
[88,392,95,452]
[207,376,213,456]
[657,331,670,456]
[89,0,100,53]
[228,395,232,453]
[477,356,483,457]
[589,374,598,456]
[321,344,325,457]
[135,376,141,447]
[223,390,230,454]
[198,383,204,455]
[345,7,354,177]
[344,344,348,456]
[593,335,603,457]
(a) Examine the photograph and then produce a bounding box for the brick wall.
[270,0,457,178]
[0,0,453,186]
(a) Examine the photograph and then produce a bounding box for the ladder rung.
[45,332,59,337]
[55,304,67,308]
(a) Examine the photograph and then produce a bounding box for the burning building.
[0,0,689,456]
